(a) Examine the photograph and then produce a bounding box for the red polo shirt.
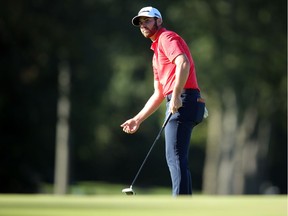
[151,28,200,96]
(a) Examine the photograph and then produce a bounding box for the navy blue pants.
[164,89,204,196]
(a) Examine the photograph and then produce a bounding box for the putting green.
[0,195,286,216]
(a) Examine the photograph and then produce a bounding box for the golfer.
[121,6,205,196]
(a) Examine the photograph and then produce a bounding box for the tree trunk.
[203,89,271,194]
[54,61,71,195]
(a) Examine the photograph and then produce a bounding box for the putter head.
[122,186,135,195]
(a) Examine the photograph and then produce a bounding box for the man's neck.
[150,27,163,41]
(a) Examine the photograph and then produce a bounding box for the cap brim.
[132,15,155,27]
[132,16,141,26]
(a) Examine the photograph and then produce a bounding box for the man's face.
[138,17,159,39]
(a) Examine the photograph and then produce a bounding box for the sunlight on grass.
[41,181,172,195]
[0,195,286,216]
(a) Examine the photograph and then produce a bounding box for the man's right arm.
[134,80,165,124]
[121,80,164,134]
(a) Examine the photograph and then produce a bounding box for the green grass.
[0,194,286,216]
[41,182,172,195]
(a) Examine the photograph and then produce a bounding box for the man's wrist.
[172,87,183,98]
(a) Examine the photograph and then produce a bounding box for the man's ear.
[157,18,163,26]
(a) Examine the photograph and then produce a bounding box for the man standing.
[121,6,205,196]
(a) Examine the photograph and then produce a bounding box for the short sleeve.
[158,32,185,62]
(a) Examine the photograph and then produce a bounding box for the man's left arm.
[170,54,190,114]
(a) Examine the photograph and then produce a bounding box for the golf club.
[122,112,173,195]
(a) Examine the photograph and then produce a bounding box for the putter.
[122,112,173,195]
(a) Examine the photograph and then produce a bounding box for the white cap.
[132,6,162,26]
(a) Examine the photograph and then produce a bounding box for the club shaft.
[130,112,173,187]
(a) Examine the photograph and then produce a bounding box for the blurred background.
[0,0,286,195]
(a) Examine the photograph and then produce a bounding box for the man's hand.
[170,94,182,114]
[120,118,140,134]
